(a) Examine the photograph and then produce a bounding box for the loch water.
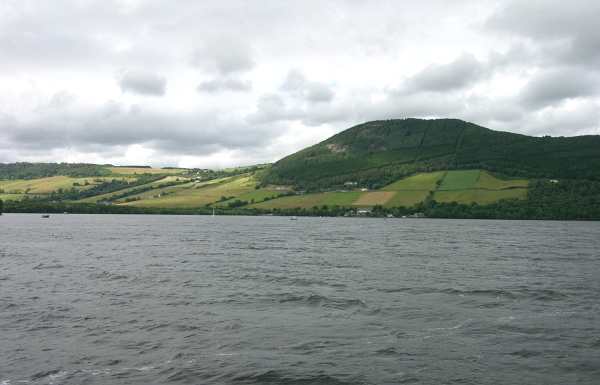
[1,214,600,385]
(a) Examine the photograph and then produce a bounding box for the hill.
[261,118,600,190]
[2,118,600,219]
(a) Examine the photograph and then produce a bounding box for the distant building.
[344,181,358,187]
[360,188,369,192]
[356,208,372,216]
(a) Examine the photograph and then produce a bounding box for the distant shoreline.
[2,202,599,221]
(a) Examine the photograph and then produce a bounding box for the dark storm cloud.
[403,54,486,93]
[118,70,167,96]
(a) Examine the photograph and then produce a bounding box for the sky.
[1,0,599,168]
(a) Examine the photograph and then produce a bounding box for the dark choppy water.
[1,214,600,385]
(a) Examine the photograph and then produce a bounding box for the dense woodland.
[262,119,600,190]
[0,163,110,179]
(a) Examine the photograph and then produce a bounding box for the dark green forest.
[0,162,111,179]
[262,119,600,190]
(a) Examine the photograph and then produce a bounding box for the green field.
[438,170,481,190]
[433,188,527,204]
[0,167,531,211]
[246,169,530,210]
[475,171,529,190]
[215,188,290,206]
[383,190,431,208]
[250,191,362,210]
[382,171,445,191]
[0,193,29,201]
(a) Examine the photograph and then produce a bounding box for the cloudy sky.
[1,0,599,168]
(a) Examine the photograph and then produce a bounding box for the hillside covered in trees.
[261,118,600,190]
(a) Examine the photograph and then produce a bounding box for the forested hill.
[0,163,111,179]
[261,118,600,190]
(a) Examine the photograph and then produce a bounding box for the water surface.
[1,214,600,384]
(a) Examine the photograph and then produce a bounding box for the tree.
[0,199,3,214]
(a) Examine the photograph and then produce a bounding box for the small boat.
[290,216,298,220]
[41,214,50,218]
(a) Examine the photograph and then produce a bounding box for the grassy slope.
[382,171,445,191]
[434,189,527,204]
[475,171,529,190]
[250,170,529,209]
[383,190,431,208]
[123,175,257,208]
[433,170,528,204]
[250,191,362,210]
[353,192,395,206]
[438,170,481,190]
[76,176,182,203]
[215,188,290,207]
[0,193,31,201]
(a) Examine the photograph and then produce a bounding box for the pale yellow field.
[382,171,445,191]
[0,176,135,194]
[352,191,395,206]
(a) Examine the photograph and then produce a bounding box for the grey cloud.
[2,102,283,158]
[118,70,167,96]
[487,0,600,68]
[191,36,254,75]
[519,68,600,109]
[281,70,335,103]
[523,101,600,137]
[197,78,252,93]
[403,54,486,93]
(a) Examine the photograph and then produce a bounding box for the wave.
[88,271,128,280]
[231,370,364,385]
[32,263,64,270]
[378,286,567,301]
[277,293,366,310]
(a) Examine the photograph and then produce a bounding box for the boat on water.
[290,216,298,220]
[41,214,50,218]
